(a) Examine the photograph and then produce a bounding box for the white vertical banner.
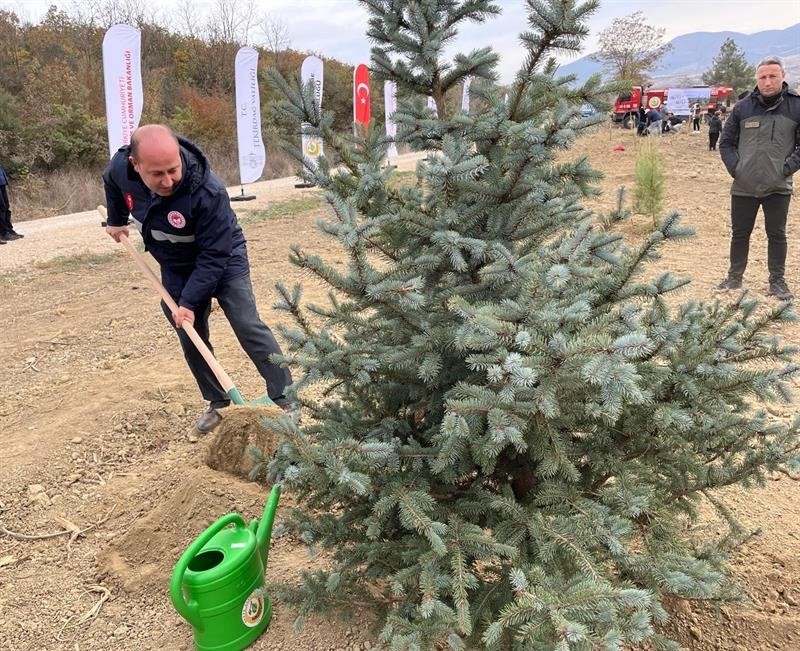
[102,24,143,158]
[234,46,265,185]
[461,76,472,112]
[384,80,398,160]
[300,55,324,171]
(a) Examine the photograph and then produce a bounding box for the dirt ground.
[2,129,800,651]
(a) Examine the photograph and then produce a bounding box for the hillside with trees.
[0,4,375,217]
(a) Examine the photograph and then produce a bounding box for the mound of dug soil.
[204,404,286,478]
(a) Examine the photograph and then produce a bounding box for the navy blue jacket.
[645,108,662,126]
[103,137,249,310]
[0,165,8,186]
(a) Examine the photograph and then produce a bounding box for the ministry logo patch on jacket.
[167,211,186,228]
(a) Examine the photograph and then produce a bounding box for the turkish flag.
[353,63,371,127]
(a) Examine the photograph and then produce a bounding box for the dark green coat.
[720,83,800,197]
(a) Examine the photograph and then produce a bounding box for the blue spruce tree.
[263,1,800,648]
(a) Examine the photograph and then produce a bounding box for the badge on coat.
[125,193,134,211]
[743,120,760,129]
[167,211,186,229]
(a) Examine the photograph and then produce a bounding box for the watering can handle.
[169,513,247,630]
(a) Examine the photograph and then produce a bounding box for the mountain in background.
[558,23,800,87]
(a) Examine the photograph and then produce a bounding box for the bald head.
[130,124,178,158]
[129,124,182,197]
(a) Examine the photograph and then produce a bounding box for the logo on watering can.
[242,587,267,627]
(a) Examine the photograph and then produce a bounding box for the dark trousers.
[160,273,291,408]
[692,117,701,131]
[0,185,12,234]
[708,132,719,150]
[726,194,792,282]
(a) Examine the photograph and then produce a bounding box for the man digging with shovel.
[103,124,299,433]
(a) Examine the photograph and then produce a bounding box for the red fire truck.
[612,85,733,128]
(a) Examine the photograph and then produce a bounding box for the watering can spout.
[255,482,282,562]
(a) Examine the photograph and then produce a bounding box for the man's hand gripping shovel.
[98,205,275,408]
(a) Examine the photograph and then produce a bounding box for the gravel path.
[0,152,424,273]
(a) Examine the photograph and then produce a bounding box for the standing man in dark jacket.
[0,164,24,243]
[104,124,297,432]
[707,111,722,151]
[718,56,800,301]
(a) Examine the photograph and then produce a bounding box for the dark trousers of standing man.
[708,132,720,151]
[160,272,292,409]
[726,193,792,282]
[692,117,701,131]
[0,184,13,234]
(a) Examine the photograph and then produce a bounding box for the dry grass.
[33,251,120,272]
[203,143,297,187]
[387,170,417,190]
[240,196,325,224]
[10,169,106,222]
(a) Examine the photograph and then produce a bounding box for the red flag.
[354,64,371,127]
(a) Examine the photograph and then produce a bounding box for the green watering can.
[170,483,281,651]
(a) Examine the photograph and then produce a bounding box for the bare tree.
[590,11,672,84]
[172,0,201,38]
[66,0,160,29]
[256,12,290,68]
[205,0,256,44]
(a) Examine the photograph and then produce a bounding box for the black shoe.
[4,230,23,240]
[717,276,742,290]
[196,407,223,433]
[768,279,793,301]
[274,397,302,425]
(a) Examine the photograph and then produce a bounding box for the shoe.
[196,407,223,433]
[768,278,794,301]
[4,230,22,240]
[717,276,742,290]
[274,398,302,425]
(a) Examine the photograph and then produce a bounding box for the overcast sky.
[8,0,800,83]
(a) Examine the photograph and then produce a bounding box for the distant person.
[662,112,683,134]
[636,107,647,136]
[704,103,717,124]
[103,124,299,432]
[718,56,800,301]
[691,102,702,131]
[707,111,722,151]
[0,164,23,243]
[645,107,662,136]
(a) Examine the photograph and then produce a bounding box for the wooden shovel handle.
[98,205,236,394]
